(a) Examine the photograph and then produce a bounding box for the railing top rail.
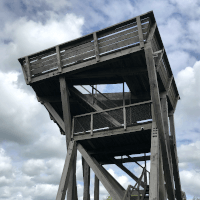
[73,100,152,118]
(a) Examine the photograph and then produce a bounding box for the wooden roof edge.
[18,11,155,60]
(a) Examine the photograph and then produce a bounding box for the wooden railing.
[72,100,152,136]
[20,16,151,83]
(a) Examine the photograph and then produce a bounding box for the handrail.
[73,100,152,118]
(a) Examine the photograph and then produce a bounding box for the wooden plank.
[93,32,100,62]
[61,42,94,61]
[136,16,144,48]
[56,141,76,200]
[99,35,139,54]
[169,115,182,200]
[62,50,95,66]
[74,122,152,141]
[98,26,138,45]
[77,143,122,200]
[56,46,62,72]
[30,54,57,68]
[25,56,31,83]
[145,47,175,200]
[149,121,159,200]
[98,21,137,38]
[21,62,28,85]
[83,158,90,200]
[98,30,138,49]
[31,60,57,75]
[94,175,99,200]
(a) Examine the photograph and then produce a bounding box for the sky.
[0,0,200,199]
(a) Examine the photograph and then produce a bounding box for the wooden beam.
[74,122,152,141]
[149,121,159,200]
[136,16,144,48]
[77,143,122,200]
[169,115,182,200]
[56,45,62,73]
[56,141,76,200]
[94,175,99,200]
[147,22,157,43]
[110,158,146,188]
[100,155,150,165]
[25,56,31,84]
[83,158,90,200]
[145,47,175,200]
[59,76,71,145]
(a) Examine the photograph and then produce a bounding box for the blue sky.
[0,0,200,199]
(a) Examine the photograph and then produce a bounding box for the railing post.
[123,107,126,130]
[93,32,100,62]
[25,56,31,84]
[91,113,93,136]
[56,45,62,73]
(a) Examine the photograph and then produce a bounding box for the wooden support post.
[94,175,99,200]
[59,76,71,146]
[91,113,93,136]
[169,114,183,200]
[83,158,90,200]
[77,143,122,200]
[56,141,76,200]
[136,16,144,48]
[161,95,174,181]
[149,117,159,200]
[159,146,167,200]
[56,45,62,73]
[25,56,31,84]
[145,47,175,200]
[59,76,77,200]
[93,32,100,62]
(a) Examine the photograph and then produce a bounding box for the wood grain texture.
[136,16,144,48]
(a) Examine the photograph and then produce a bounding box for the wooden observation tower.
[18,11,183,200]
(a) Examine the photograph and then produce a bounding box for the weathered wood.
[83,158,90,200]
[94,175,99,200]
[149,121,159,200]
[74,122,152,141]
[30,43,142,83]
[99,155,151,165]
[59,76,71,145]
[90,113,93,136]
[56,141,76,200]
[137,16,144,48]
[169,114,182,200]
[25,56,31,83]
[93,32,100,62]
[62,50,95,66]
[111,157,146,188]
[145,47,175,200]
[31,61,57,75]
[70,87,121,127]
[77,143,121,200]
[56,46,62,72]
[99,35,140,54]
[147,22,157,43]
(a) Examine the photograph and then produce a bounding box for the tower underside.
[19,11,183,200]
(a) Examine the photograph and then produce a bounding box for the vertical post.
[94,175,99,200]
[71,118,74,139]
[59,76,77,200]
[25,56,31,84]
[93,32,100,62]
[123,82,126,130]
[83,158,90,200]
[159,147,167,200]
[145,46,175,200]
[91,113,93,136]
[169,114,183,200]
[136,16,144,48]
[56,45,62,73]
[149,105,159,200]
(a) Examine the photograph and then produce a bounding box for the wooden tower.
[18,11,183,200]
